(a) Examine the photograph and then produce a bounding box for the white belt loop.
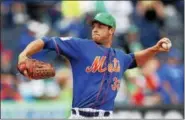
[74,108,79,116]
[99,109,104,117]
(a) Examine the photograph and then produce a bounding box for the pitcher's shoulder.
[75,38,94,45]
[114,48,126,54]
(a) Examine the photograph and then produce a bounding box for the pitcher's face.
[92,22,113,44]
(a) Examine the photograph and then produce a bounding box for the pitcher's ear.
[109,28,115,35]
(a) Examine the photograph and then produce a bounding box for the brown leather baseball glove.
[17,59,55,79]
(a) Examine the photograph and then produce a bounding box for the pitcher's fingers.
[23,70,31,80]
[23,70,28,76]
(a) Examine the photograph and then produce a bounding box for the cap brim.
[90,19,99,26]
[90,19,112,28]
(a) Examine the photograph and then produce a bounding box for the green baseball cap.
[91,12,116,28]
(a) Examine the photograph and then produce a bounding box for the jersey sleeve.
[41,36,82,60]
[122,53,137,70]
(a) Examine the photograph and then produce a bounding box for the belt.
[72,109,110,117]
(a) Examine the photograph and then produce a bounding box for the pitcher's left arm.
[134,37,172,67]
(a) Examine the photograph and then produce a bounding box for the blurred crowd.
[1,0,184,107]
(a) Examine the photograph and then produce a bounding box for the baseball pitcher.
[18,13,172,119]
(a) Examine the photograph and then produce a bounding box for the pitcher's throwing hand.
[154,37,172,52]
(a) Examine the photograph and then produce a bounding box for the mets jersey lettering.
[86,56,120,73]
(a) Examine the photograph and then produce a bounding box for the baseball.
[162,43,168,49]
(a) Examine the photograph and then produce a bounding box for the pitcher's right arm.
[18,39,44,64]
[18,36,83,77]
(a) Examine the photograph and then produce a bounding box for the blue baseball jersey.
[42,37,137,111]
